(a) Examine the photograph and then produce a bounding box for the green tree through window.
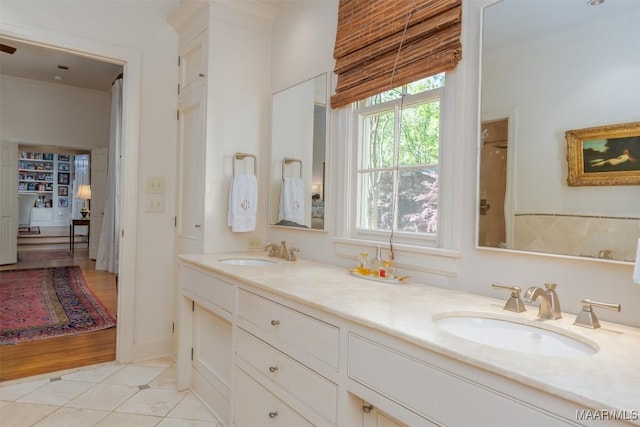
[357,74,443,236]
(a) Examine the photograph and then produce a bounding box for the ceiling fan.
[1,43,17,54]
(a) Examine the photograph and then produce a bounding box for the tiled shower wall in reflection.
[514,214,640,262]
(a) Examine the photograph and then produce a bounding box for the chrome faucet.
[491,283,526,313]
[574,298,621,329]
[278,241,300,261]
[264,242,280,257]
[264,241,299,261]
[524,282,562,319]
[279,241,288,259]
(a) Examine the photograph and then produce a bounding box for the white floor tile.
[0,378,49,401]
[149,366,177,390]
[94,412,162,427]
[65,383,138,412]
[61,364,124,383]
[33,407,110,426]
[0,402,58,426]
[115,387,186,417]
[133,356,175,368]
[166,392,215,422]
[1,360,216,426]
[101,365,165,387]
[17,380,94,406]
[157,418,222,427]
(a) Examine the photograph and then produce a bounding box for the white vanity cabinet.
[346,329,601,427]
[177,264,234,424]
[177,255,638,427]
[234,288,339,426]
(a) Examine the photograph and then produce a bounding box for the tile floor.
[0,356,221,426]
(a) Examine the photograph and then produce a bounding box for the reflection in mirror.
[270,73,327,230]
[478,0,640,262]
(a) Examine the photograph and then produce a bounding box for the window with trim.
[354,73,445,245]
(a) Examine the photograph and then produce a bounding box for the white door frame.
[0,22,140,363]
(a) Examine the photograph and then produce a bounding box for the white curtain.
[96,76,122,272]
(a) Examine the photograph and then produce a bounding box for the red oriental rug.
[0,266,116,344]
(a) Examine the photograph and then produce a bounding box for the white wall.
[267,0,639,327]
[0,76,111,150]
[266,0,339,261]
[202,2,273,254]
[482,9,640,216]
[1,0,180,359]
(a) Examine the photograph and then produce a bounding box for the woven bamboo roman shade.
[331,0,462,109]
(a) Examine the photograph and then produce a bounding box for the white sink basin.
[219,258,276,266]
[434,315,598,357]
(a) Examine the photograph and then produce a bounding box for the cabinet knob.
[270,320,280,326]
[198,73,205,77]
[269,366,278,373]
[194,224,201,228]
[268,411,278,419]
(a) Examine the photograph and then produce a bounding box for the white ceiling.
[483,0,640,53]
[0,37,123,92]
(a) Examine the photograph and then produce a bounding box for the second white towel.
[278,177,305,225]
[227,174,257,232]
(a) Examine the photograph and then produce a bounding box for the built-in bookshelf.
[18,151,74,225]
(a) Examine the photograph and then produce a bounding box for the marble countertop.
[179,252,640,417]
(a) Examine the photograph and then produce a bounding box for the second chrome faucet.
[524,282,562,320]
[264,240,299,261]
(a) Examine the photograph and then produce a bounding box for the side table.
[70,218,90,255]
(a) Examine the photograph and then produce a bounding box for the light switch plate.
[145,194,164,212]
[247,238,262,249]
[146,176,165,194]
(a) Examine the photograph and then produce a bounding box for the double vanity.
[177,252,640,427]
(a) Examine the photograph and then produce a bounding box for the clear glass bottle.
[358,252,370,275]
[371,246,382,277]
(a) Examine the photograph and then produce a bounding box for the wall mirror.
[269,73,327,230]
[478,0,640,263]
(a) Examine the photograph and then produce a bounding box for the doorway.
[479,118,508,248]
[0,22,141,368]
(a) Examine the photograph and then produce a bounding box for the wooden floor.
[0,249,117,382]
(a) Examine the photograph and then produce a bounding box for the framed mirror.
[269,73,328,230]
[478,0,640,262]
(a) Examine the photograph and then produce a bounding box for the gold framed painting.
[566,121,640,186]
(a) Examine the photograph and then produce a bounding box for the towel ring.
[233,152,257,176]
[282,157,302,181]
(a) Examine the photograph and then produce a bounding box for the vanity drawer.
[181,266,234,314]
[238,289,339,369]
[348,333,575,427]
[236,328,337,422]
[234,367,314,427]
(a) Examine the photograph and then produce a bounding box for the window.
[355,74,445,244]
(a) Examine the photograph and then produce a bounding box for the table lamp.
[75,184,92,218]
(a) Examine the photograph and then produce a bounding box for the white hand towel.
[634,238,640,285]
[278,177,305,225]
[227,174,257,232]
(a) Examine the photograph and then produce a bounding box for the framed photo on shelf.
[58,172,70,185]
[58,163,70,172]
[58,197,68,207]
[58,186,68,196]
[58,154,70,161]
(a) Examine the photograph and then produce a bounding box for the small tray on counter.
[349,269,410,284]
